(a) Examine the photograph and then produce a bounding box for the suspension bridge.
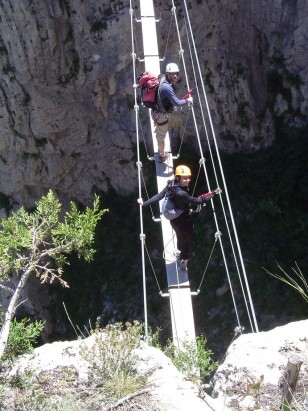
[130,0,259,349]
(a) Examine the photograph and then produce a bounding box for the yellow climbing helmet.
[175,165,191,177]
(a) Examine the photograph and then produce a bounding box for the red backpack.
[137,72,164,109]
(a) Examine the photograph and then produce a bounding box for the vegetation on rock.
[0,190,106,359]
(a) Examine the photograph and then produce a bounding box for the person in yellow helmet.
[137,165,218,271]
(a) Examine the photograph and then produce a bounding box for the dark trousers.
[170,215,193,261]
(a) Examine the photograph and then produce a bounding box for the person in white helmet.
[154,63,193,163]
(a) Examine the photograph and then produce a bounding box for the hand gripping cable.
[182,87,195,100]
[198,187,222,199]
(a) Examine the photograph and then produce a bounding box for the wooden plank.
[140,1,159,73]
[141,19,159,57]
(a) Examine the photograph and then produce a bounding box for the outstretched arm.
[137,186,167,207]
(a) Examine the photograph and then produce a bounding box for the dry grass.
[0,322,164,410]
[0,365,161,410]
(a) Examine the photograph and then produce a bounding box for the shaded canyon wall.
[0,0,307,210]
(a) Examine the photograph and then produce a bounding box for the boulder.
[212,319,308,410]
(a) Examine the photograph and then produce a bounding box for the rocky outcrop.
[0,0,307,209]
[5,333,222,410]
[212,319,308,410]
[2,319,307,410]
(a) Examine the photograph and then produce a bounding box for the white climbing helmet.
[166,62,179,73]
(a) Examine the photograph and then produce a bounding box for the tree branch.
[15,298,28,310]
[39,240,75,258]
[0,284,14,294]
[103,388,152,411]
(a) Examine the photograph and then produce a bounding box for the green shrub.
[164,335,218,384]
[2,65,14,75]
[81,320,146,401]
[34,137,48,147]
[1,317,44,364]
[258,198,281,217]
[148,325,163,349]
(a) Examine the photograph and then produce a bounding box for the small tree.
[0,190,107,359]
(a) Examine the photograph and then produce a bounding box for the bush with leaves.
[0,316,44,364]
[164,335,218,384]
[0,190,107,359]
[0,321,158,411]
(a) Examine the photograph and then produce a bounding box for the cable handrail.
[129,0,149,342]
[182,9,255,333]
[171,0,244,331]
[182,0,259,332]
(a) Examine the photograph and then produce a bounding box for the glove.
[186,96,193,107]
[182,88,194,99]
[198,192,214,203]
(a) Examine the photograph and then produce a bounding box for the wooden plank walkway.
[139,0,196,348]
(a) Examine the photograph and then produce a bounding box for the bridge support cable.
[130,0,197,349]
[182,22,256,333]
[181,23,256,335]
[170,0,245,332]
[129,1,149,342]
[196,234,219,293]
[181,0,259,332]
[164,0,257,332]
[144,244,164,295]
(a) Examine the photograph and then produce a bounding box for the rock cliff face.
[0,0,307,209]
[190,0,308,152]
[0,0,136,209]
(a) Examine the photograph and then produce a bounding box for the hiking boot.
[159,152,169,163]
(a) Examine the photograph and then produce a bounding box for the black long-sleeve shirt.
[143,182,212,215]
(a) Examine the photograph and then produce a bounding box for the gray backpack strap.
[156,75,168,113]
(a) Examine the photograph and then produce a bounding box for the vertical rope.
[129,1,149,342]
